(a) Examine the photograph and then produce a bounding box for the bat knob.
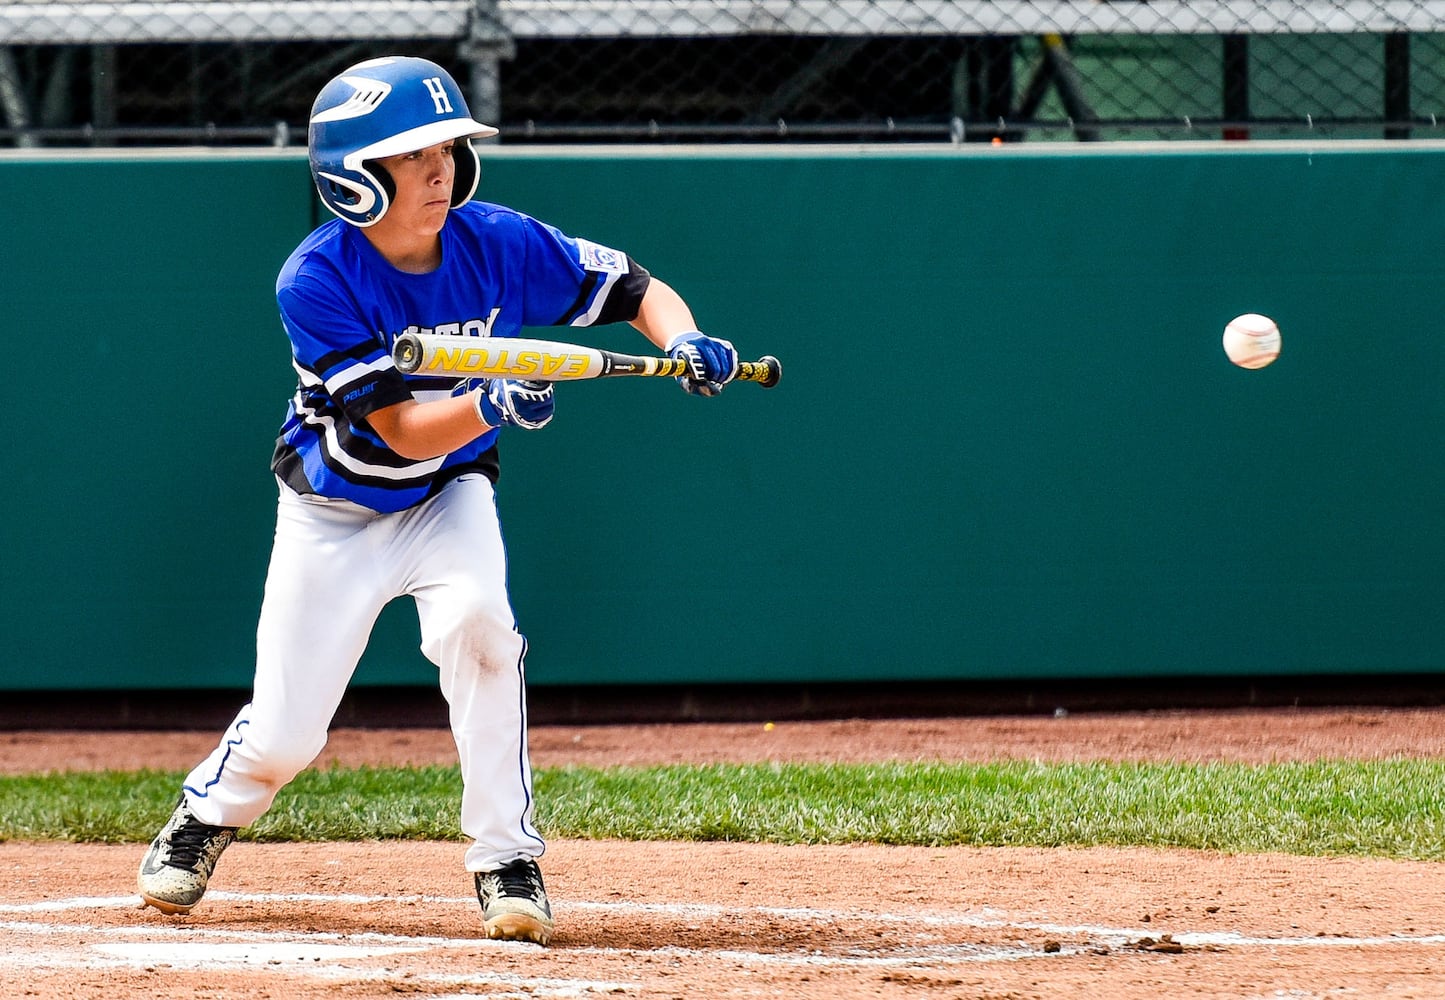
[757,355,782,389]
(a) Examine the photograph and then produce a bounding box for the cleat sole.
[484,913,553,945]
[138,889,196,916]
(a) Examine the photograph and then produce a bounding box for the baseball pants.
[181,473,545,871]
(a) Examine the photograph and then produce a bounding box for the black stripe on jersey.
[296,344,411,426]
[271,437,434,494]
[328,404,419,470]
[548,255,653,327]
[273,427,501,498]
[550,271,601,327]
[406,375,464,392]
[425,445,501,495]
[275,389,436,490]
[594,262,652,325]
[331,369,412,420]
[313,339,384,381]
[271,443,314,496]
[312,442,434,493]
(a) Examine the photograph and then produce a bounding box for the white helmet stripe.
[310,77,392,124]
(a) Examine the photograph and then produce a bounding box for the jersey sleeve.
[277,262,412,425]
[515,215,652,328]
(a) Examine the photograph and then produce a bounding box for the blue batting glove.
[667,331,738,397]
[474,379,555,430]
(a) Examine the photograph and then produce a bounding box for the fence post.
[1222,34,1249,140]
[1384,32,1411,139]
[463,0,516,131]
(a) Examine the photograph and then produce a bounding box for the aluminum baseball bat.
[392,333,781,388]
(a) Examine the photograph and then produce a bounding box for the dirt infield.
[4,707,1445,999]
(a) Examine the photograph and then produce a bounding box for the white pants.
[182,474,544,871]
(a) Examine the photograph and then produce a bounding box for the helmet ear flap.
[362,160,397,212]
[451,137,481,207]
[313,164,389,227]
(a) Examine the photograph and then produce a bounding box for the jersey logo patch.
[576,239,629,274]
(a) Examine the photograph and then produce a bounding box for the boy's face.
[375,140,457,237]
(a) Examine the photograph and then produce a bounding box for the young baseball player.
[136,55,739,945]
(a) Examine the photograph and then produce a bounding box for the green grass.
[2,760,1443,860]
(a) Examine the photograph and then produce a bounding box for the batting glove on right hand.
[667,331,738,397]
[474,379,555,430]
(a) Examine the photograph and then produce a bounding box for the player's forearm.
[629,278,698,350]
[366,395,490,460]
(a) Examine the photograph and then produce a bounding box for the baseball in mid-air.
[1222,313,1281,369]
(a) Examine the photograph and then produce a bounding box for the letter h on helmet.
[308,56,498,227]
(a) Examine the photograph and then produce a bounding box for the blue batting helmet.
[308,56,498,227]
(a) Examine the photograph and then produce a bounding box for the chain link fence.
[3,1,1445,146]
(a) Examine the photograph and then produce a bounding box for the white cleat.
[137,795,237,915]
[475,859,554,945]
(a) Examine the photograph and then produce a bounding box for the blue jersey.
[271,201,650,513]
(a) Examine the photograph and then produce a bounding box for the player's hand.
[474,379,555,430]
[667,331,738,397]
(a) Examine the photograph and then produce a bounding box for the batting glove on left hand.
[474,379,555,430]
[667,331,738,397]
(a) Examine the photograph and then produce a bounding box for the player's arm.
[628,277,699,350]
[519,218,734,394]
[630,277,738,396]
[366,395,487,461]
[368,381,556,460]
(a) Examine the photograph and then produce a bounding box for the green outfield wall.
[2,143,1441,692]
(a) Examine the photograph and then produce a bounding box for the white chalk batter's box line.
[3,890,1444,992]
[3,891,1443,951]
